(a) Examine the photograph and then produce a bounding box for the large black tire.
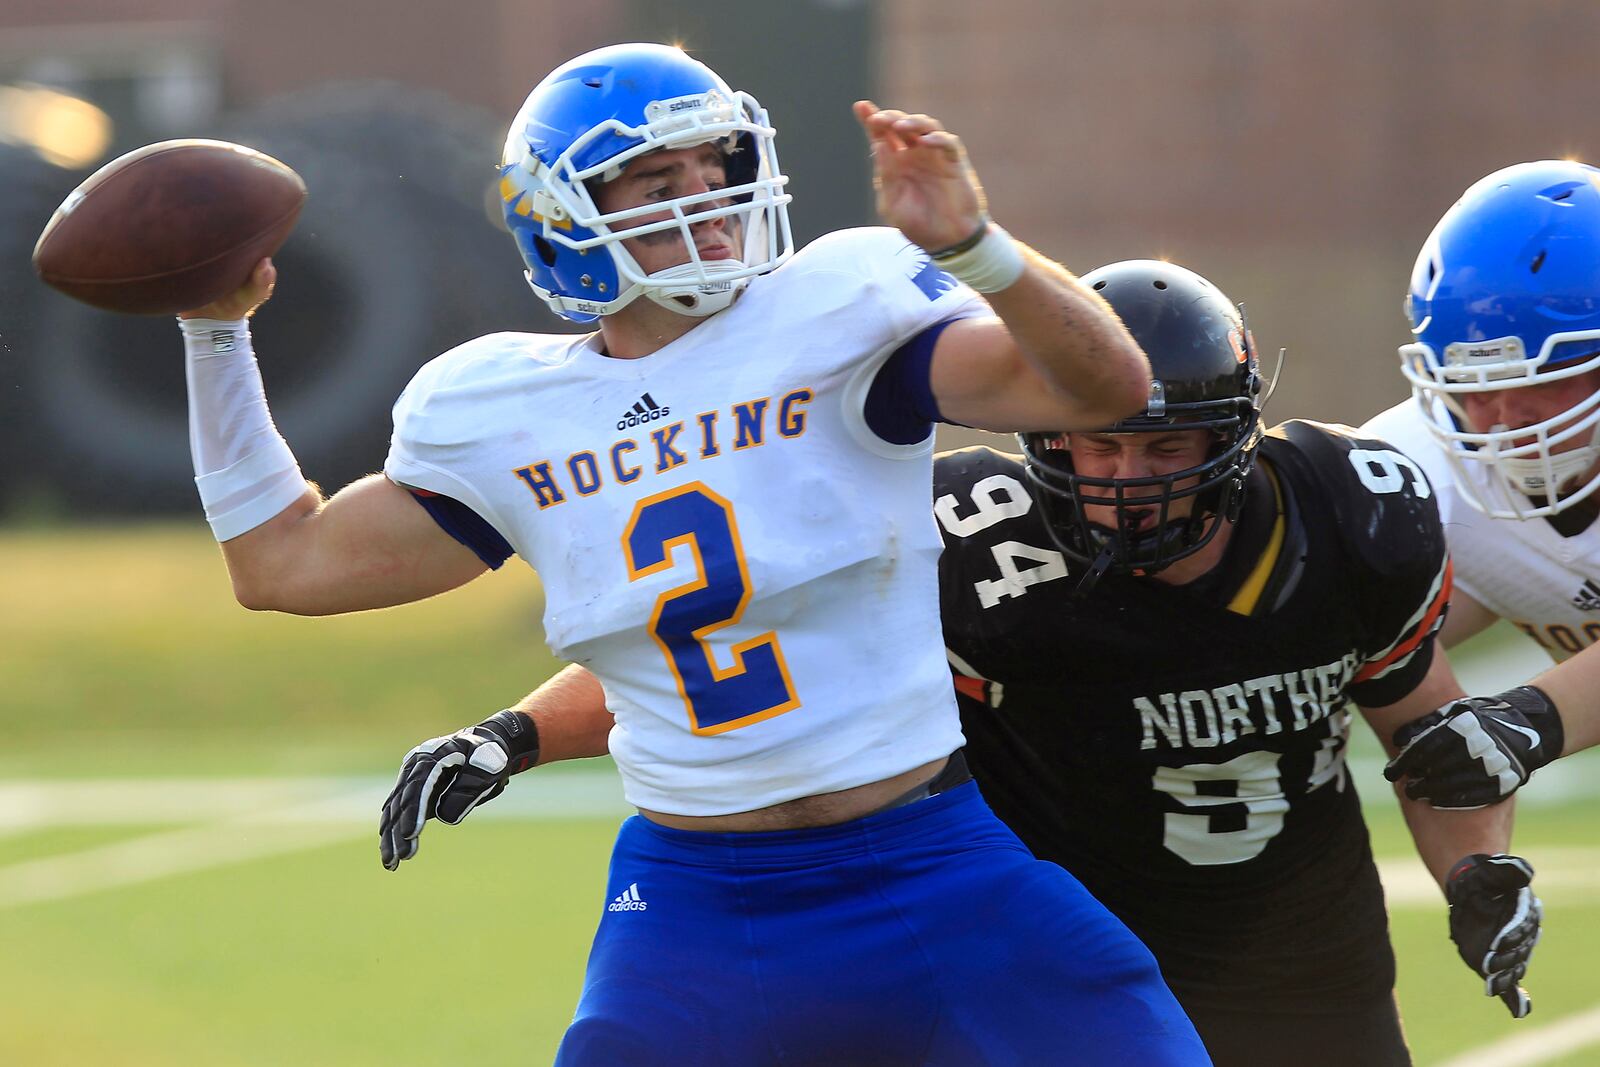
[0,142,89,516]
[20,83,569,518]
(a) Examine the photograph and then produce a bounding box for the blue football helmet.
[1401,160,1600,518]
[498,43,794,324]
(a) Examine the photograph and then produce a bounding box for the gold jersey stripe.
[1227,463,1286,617]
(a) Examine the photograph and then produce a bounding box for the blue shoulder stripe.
[408,490,514,569]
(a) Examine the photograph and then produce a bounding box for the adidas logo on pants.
[608,883,648,912]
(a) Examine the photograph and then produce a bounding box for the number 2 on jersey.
[624,482,801,735]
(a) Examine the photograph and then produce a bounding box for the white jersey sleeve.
[1363,400,1600,661]
[383,228,977,814]
[386,332,574,522]
[814,225,991,334]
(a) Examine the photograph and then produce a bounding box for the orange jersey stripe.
[952,674,987,703]
[1354,557,1453,683]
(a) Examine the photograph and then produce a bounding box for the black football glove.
[1446,853,1541,1019]
[1383,686,1563,809]
[379,709,540,871]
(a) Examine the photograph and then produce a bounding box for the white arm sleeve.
[180,317,308,541]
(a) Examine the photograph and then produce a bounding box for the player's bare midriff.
[639,755,952,832]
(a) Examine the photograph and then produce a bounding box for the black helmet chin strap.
[1072,543,1117,599]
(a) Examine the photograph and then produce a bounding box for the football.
[32,139,307,315]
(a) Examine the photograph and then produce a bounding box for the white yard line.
[0,773,630,831]
[4,774,1600,1064]
[0,802,365,908]
[0,778,358,830]
[1378,847,1600,908]
[2,746,1593,832]
[1437,1004,1600,1067]
[0,768,1595,912]
[0,773,630,909]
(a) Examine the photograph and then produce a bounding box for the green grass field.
[3,523,1597,1065]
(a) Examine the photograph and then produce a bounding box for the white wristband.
[180,317,307,541]
[932,222,1026,294]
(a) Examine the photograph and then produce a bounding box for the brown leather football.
[32,139,307,315]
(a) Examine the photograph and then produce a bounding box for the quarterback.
[1371,162,1600,812]
[173,43,1206,1065]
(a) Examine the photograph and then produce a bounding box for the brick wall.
[7,1,1596,429]
[882,0,1600,429]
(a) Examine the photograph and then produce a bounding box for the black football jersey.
[935,422,1451,1012]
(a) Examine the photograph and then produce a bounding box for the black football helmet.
[1019,259,1264,580]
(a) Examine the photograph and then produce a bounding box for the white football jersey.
[1363,400,1600,661]
[386,227,981,814]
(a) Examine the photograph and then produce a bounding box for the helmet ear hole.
[532,235,558,268]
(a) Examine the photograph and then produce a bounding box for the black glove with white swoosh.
[379,709,541,870]
[1446,853,1541,1019]
[1383,686,1563,809]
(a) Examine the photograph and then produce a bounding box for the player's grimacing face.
[1067,429,1212,531]
[591,144,736,275]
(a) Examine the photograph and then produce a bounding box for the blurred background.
[3,0,1600,515]
[3,3,1599,1065]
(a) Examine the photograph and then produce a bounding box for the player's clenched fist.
[1446,853,1542,1018]
[379,710,541,870]
[179,257,277,322]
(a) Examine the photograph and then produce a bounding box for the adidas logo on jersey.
[607,882,648,912]
[1572,579,1600,612]
[617,393,670,431]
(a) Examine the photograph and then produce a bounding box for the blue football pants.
[555,781,1209,1066]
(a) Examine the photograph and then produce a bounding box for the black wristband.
[1498,684,1564,759]
[928,216,991,260]
[484,709,542,773]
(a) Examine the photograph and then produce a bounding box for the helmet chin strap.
[1070,515,1197,598]
[642,259,750,317]
[1489,423,1600,499]
[1071,544,1117,599]
[1496,447,1600,497]
[1075,502,1222,598]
